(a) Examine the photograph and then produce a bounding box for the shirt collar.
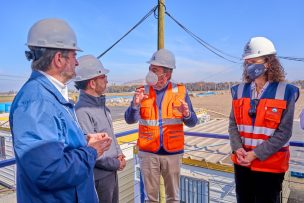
[38,70,69,101]
[250,81,269,99]
[153,81,169,92]
[79,90,106,106]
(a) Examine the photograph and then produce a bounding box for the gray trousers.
[138,151,181,203]
[95,172,119,203]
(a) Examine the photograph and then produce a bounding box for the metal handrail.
[0,158,15,167]
[1,130,304,168]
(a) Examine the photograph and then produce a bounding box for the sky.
[0,0,303,92]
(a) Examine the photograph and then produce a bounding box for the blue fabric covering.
[9,71,99,203]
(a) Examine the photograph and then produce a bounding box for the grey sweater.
[75,90,123,180]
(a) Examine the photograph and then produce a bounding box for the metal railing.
[1,129,304,203]
[1,129,304,168]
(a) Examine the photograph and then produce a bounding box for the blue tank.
[4,103,12,113]
[0,103,5,113]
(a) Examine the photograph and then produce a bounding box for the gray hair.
[30,47,70,71]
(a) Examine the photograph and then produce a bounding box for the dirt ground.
[190,90,304,119]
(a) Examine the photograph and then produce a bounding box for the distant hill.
[122,79,145,86]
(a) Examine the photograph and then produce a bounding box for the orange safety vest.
[138,82,186,153]
[231,82,294,173]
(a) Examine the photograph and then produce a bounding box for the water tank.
[5,103,11,113]
[0,103,5,113]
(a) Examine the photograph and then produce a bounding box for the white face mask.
[145,71,158,86]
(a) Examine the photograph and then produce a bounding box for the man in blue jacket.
[9,18,112,203]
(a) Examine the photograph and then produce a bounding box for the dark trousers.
[95,172,119,203]
[234,164,285,203]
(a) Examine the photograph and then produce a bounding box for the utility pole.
[158,1,166,202]
[158,0,165,49]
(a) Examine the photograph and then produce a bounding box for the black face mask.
[246,64,266,80]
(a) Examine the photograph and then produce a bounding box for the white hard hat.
[27,18,82,51]
[243,37,276,59]
[74,55,109,82]
[147,48,176,69]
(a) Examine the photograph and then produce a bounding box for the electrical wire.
[278,56,304,62]
[165,11,241,64]
[97,5,158,59]
[153,1,166,19]
[0,74,27,79]
[0,74,28,81]
[165,11,304,64]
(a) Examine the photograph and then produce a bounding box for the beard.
[60,64,76,83]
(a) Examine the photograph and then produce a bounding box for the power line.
[165,11,241,64]
[97,5,158,59]
[165,11,304,64]
[278,56,304,62]
[0,74,27,79]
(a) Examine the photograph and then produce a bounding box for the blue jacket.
[9,71,99,203]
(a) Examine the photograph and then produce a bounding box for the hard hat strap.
[25,48,46,61]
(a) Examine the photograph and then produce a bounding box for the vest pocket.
[138,126,159,152]
[232,99,244,123]
[264,100,286,128]
[140,107,151,118]
[265,108,283,122]
[167,130,184,151]
[140,101,153,118]
[172,101,183,117]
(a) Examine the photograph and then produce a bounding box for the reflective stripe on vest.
[241,137,289,148]
[139,118,183,126]
[237,124,276,137]
[275,82,287,100]
[237,83,245,99]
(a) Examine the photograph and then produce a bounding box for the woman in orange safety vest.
[229,37,299,203]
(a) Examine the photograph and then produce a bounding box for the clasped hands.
[235,148,257,166]
[87,133,112,157]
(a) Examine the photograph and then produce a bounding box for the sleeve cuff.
[183,112,191,120]
[131,101,140,110]
[86,146,98,160]
[253,148,264,160]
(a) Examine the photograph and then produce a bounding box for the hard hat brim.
[146,60,175,69]
[26,43,83,52]
[242,51,276,60]
[74,68,109,82]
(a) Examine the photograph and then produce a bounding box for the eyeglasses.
[99,75,106,79]
[244,58,266,65]
[95,75,106,80]
[248,99,259,118]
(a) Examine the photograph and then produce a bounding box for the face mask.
[247,64,266,80]
[145,71,158,86]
